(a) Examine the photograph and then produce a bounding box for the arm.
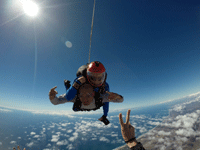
[101,92,124,103]
[66,76,86,100]
[49,86,74,105]
[50,93,74,105]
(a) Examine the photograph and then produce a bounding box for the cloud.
[30,132,36,135]
[68,132,78,142]
[56,139,68,146]
[91,138,97,140]
[0,108,12,112]
[61,123,71,127]
[136,126,147,133]
[175,128,196,137]
[10,141,16,144]
[157,131,171,136]
[0,142,2,145]
[67,129,73,133]
[51,135,59,142]
[148,121,161,126]
[46,143,51,147]
[26,141,34,147]
[33,135,40,138]
[99,137,110,143]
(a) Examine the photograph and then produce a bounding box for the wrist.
[127,139,138,148]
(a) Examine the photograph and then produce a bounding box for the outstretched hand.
[106,91,122,101]
[119,109,135,142]
[49,86,58,100]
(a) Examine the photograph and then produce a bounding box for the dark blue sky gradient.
[0,0,200,111]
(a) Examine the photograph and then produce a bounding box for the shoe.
[98,115,110,125]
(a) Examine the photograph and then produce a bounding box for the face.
[87,72,105,87]
[79,87,94,106]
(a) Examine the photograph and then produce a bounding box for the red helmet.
[87,61,106,87]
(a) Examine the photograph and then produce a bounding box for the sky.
[1,0,200,112]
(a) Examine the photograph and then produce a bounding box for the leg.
[103,102,109,117]
[98,102,110,125]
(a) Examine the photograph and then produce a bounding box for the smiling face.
[78,84,95,106]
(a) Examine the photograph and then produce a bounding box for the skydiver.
[49,83,124,125]
[64,61,114,124]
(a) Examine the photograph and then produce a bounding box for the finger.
[50,86,57,92]
[126,109,131,124]
[119,113,124,127]
[52,86,57,90]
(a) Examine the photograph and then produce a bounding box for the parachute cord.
[88,0,96,64]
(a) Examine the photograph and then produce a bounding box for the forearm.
[101,93,124,103]
[50,94,69,105]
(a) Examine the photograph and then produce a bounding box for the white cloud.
[56,132,61,135]
[0,108,12,112]
[91,138,97,140]
[56,139,68,146]
[10,141,16,144]
[82,137,87,141]
[46,143,51,147]
[0,142,2,145]
[26,141,34,147]
[18,137,21,139]
[158,138,164,143]
[67,129,73,133]
[68,132,78,142]
[66,144,74,150]
[61,123,71,127]
[157,131,171,136]
[148,121,160,126]
[30,132,36,135]
[136,126,147,133]
[111,134,118,137]
[99,137,110,143]
[33,135,40,138]
[51,135,59,142]
[175,128,196,137]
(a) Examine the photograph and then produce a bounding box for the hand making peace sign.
[119,109,135,142]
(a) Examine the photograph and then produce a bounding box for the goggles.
[87,71,106,82]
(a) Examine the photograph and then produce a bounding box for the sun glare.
[23,1,39,17]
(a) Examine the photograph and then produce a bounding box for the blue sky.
[1,0,200,112]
